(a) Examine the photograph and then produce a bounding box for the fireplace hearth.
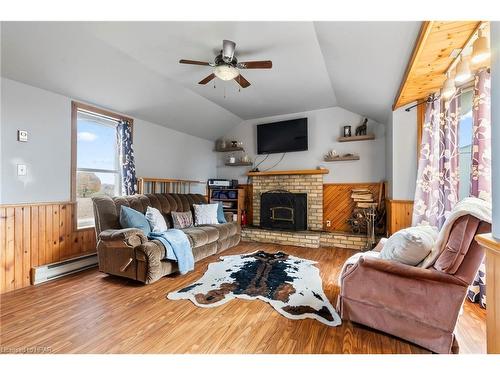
[260,190,307,231]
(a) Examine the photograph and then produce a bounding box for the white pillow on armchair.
[338,225,438,287]
[379,225,438,266]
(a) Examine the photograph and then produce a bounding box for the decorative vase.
[217,138,226,150]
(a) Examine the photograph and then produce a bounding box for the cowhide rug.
[167,250,341,327]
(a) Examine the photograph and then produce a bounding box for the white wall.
[1,78,72,203]
[387,105,417,200]
[0,77,216,204]
[133,118,216,193]
[216,107,387,184]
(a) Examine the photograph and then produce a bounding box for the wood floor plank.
[0,242,485,354]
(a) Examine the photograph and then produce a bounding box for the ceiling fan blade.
[237,60,272,69]
[234,74,251,88]
[222,40,236,62]
[179,59,210,66]
[198,73,216,85]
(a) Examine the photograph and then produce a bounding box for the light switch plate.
[17,164,27,176]
[17,130,28,142]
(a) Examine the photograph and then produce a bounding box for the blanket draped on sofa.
[149,230,194,274]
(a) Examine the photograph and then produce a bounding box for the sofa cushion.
[171,211,194,229]
[193,203,219,226]
[181,226,219,247]
[119,206,150,235]
[217,202,227,224]
[92,196,120,232]
[204,222,239,241]
[145,206,168,233]
[379,225,438,266]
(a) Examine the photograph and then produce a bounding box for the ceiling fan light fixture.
[213,65,239,81]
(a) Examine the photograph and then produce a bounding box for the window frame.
[71,101,134,230]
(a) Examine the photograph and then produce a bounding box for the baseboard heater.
[31,253,98,285]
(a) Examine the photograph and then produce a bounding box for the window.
[72,102,132,229]
[458,89,473,201]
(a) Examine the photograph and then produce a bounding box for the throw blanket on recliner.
[419,197,492,268]
[149,230,194,275]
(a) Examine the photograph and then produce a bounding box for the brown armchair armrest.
[99,228,147,248]
[351,257,468,287]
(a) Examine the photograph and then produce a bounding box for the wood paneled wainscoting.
[0,202,96,294]
[386,199,414,235]
[323,183,383,232]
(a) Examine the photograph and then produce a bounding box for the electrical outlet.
[17,130,28,142]
[17,164,27,176]
[326,220,331,227]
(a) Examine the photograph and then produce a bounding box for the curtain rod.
[404,78,478,112]
[404,94,437,112]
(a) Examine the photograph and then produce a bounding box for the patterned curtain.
[412,97,441,227]
[117,120,137,196]
[470,69,491,200]
[412,94,460,229]
[437,95,460,228]
[467,69,491,309]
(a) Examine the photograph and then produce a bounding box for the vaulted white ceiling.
[1,21,420,140]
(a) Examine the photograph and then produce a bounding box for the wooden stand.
[475,233,500,354]
[208,188,245,225]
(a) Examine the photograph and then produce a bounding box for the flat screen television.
[257,118,308,154]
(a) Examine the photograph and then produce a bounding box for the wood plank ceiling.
[393,21,484,109]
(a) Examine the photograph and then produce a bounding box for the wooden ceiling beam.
[392,21,433,111]
[393,21,483,111]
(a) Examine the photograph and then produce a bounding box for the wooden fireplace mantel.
[247,168,329,177]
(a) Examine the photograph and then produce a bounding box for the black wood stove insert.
[260,190,307,231]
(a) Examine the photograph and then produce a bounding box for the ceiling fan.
[179,40,272,88]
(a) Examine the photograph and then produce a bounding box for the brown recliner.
[337,215,490,354]
[92,193,241,284]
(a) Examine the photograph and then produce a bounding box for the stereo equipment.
[208,179,238,189]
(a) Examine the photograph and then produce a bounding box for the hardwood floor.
[0,242,486,354]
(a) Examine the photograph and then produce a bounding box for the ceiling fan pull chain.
[224,85,226,99]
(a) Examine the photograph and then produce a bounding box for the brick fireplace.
[242,168,372,250]
[250,169,326,231]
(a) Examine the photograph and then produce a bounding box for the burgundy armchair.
[337,214,491,354]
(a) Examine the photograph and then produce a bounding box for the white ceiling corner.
[314,21,421,125]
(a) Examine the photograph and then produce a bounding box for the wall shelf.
[324,155,360,162]
[214,147,244,152]
[247,168,329,177]
[337,134,375,142]
[225,162,253,167]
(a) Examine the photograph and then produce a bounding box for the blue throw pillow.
[217,202,227,224]
[119,206,150,235]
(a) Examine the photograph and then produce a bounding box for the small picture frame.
[343,125,352,137]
